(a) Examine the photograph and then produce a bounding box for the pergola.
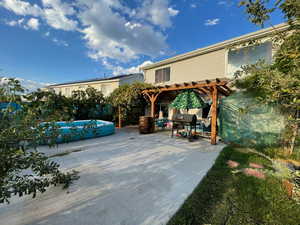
[142,78,232,145]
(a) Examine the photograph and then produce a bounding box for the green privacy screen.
[219,92,285,147]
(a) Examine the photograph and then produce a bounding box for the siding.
[144,48,226,85]
[52,81,119,97]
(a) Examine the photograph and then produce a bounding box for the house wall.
[51,80,119,97]
[48,74,144,97]
[142,23,289,121]
[144,48,227,85]
[119,73,144,85]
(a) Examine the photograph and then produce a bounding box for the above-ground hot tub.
[41,120,115,144]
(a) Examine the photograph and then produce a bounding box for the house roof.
[47,73,142,87]
[141,23,289,70]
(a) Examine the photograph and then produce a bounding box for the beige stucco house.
[46,73,144,97]
[141,23,289,119]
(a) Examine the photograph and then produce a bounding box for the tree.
[0,79,78,204]
[108,82,153,125]
[235,0,300,154]
[71,87,106,120]
[25,89,74,121]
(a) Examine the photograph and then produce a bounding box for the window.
[227,42,272,77]
[155,67,170,83]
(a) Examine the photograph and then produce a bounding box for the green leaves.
[70,87,107,120]
[239,0,300,27]
[239,0,275,26]
[0,79,79,204]
[108,82,153,125]
[237,0,300,154]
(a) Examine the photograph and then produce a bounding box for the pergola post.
[150,98,155,117]
[210,85,218,145]
[144,92,160,117]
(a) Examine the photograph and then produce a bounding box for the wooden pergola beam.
[216,86,230,97]
[222,84,232,93]
[197,89,207,95]
[198,88,209,95]
[142,80,228,94]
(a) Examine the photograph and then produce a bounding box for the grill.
[171,114,197,138]
[172,114,197,124]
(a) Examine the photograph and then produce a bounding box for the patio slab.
[0,127,225,225]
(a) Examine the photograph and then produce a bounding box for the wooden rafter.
[197,89,207,95]
[216,86,230,97]
[198,88,210,95]
[142,79,230,94]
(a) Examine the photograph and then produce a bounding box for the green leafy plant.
[108,82,153,125]
[0,78,79,204]
[70,87,107,120]
[236,0,300,155]
[25,88,74,121]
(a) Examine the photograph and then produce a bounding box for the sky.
[0,0,284,90]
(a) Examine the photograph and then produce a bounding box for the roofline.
[47,78,119,88]
[47,73,142,88]
[142,23,289,70]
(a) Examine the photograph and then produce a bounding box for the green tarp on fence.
[219,92,285,147]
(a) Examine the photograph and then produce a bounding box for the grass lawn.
[167,146,300,225]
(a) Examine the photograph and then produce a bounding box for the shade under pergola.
[142,78,232,145]
[170,90,206,111]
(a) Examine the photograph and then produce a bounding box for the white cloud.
[0,77,10,85]
[0,76,51,92]
[103,60,153,76]
[42,0,78,31]
[27,18,39,30]
[204,18,220,26]
[5,17,39,30]
[78,0,168,62]
[168,7,179,17]
[1,0,78,31]
[1,0,178,71]
[190,3,197,8]
[52,38,69,47]
[5,18,24,27]
[125,22,142,30]
[0,0,42,16]
[136,0,179,28]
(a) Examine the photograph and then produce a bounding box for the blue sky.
[0,0,284,88]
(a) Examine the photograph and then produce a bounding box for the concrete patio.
[0,127,225,225]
